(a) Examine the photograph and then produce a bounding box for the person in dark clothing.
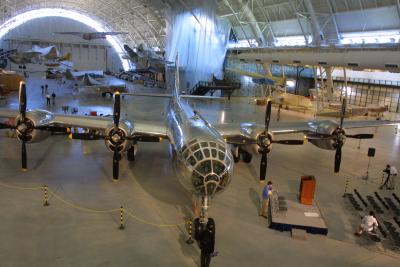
[51,92,56,105]
[381,165,392,189]
[195,218,216,267]
[41,85,44,95]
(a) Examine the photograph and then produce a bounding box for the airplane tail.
[173,54,180,99]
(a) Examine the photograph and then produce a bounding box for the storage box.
[299,175,316,205]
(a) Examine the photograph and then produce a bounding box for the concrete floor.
[0,73,400,267]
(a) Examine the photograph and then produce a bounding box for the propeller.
[257,100,304,181]
[0,82,70,171]
[306,97,374,173]
[69,92,127,180]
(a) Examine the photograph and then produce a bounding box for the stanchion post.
[43,185,49,206]
[186,219,194,244]
[342,178,349,197]
[119,206,125,230]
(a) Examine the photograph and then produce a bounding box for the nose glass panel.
[182,139,232,196]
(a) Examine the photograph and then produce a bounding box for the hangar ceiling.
[0,0,399,49]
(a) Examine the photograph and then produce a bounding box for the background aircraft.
[65,69,104,80]
[8,45,71,68]
[81,73,127,95]
[123,44,171,73]
[53,31,127,41]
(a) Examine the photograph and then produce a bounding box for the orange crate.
[299,175,316,205]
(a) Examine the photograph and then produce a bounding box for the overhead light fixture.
[0,8,130,70]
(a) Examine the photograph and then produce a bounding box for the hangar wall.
[0,17,123,72]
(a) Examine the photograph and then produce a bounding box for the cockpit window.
[188,156,196,166]
[211,149,217,158]
[188,139,197,146]
[213,161,225,175]
[218,144,225,151]
[194,150,203,161]
[197,160,212,175]
[200,142,208,148]
[209,142,216,148]
[191,143,200,152]
[218,151,225,161]
[203,149,210,158]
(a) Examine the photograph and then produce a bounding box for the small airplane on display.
[53,31,128,41]
[226,62,286,87]
[227,63,313,110]
[123,44,171,73]
[0,60,397,236]
[8,45,71,69]
[65,69,104,80]
[81,74,128,95]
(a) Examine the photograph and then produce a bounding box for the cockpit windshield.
[181,139,233,196]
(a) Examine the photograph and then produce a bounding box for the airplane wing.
[0,108,169,139]
[225,67,269,79]
[213,120,399,145]
[102,32,128,35]
[53,32,84,36]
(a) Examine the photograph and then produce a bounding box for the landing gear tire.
[240,148,252,163]
[233,153,240,163]
[127,146,135,162]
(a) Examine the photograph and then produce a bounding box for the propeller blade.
[273,140,304,145]
[19,82,27,119]
[113,92,121,128]
[345,133,374,139]
[113,150,119,180]
[68,132,103,140]
[265,100,272,132]
[334,141,343,173]
[21,140,27,170]
[339,97,346,128]
[0,122,13,129]
[35,126,70,134]
[259,151,267,181]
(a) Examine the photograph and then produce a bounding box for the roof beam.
[303,0,324,46]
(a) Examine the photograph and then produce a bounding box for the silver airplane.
[0,63,398,226]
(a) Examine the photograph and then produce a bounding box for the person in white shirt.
[389,165,398,190]
[355,211,378,236]
[380,164,398,190]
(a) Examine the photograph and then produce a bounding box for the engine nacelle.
[306,120,343,150]
[249,128,274,154]
[104,119,134,153]
[15,109,54,143]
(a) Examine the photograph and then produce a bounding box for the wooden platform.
[269,193,328,235]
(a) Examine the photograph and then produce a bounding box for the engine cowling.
[249,128,274,154]
[15,109,54,143]
[306,120,344,150]
[104,119,134,153]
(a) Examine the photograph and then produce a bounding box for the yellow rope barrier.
[0,181,185,228]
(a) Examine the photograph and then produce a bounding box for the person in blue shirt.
[259,181,273,217]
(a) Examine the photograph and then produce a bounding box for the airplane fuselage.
[167,97,233,198]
